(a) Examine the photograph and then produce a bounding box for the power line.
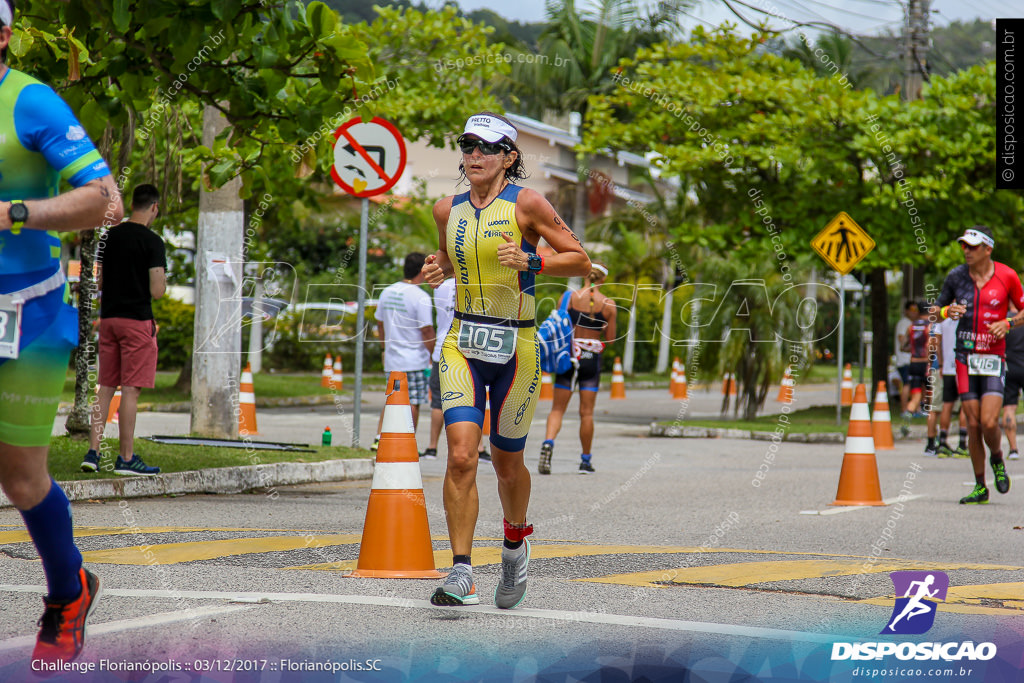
[718,0,890,57]
[786,0,901,23]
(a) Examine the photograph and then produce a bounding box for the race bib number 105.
[967,353,1002,377]
[457,321,515,364]
[0,295,23,359]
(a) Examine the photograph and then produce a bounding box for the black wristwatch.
[527,253,543,272]
[8,200,27,234]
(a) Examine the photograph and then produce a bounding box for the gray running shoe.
[538,442,552,475]
[430,564,478,606]
[1008,450,1020,461]
[495,539,530,609]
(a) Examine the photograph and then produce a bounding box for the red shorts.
[99,317,158,388]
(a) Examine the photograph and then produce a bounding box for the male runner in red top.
[934,225,1024,503]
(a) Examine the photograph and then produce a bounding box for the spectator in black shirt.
[81,184,166,476]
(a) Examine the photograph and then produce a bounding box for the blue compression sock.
[20,481,83,601]
[581,453,592,463]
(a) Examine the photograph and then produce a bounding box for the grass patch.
[46,435,370,481]
[60,371,391,405]
[660,405,854,434]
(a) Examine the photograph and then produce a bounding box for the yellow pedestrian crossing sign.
[811,212,874,275]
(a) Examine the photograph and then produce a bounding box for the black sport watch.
[8,200,27,234]
[527,254,543,272]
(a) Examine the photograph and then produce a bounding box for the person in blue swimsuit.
[0,2,123,664]
[538,263,616,474]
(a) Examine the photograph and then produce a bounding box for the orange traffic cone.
[669,359,679,396]
[347,372,443,579]
[672,359,688,400]
[722,372,737,396]
[107,388,121,424]
[331,357,343,391]
[540,372,553,401]
[321,353,333,388]
[610,357,626,399]
[777,366,794,403]
[840,364,853,406]
[239,363,258,436]
[831,383,885,506]
[871,380,895,450]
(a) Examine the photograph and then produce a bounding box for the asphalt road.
[2,387,1022,682]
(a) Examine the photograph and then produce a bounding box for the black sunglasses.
[457,135,509,156]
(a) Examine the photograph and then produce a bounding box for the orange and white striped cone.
[239,363,258,436]
[871,380,895,450]
[321,353,333,388]
[722,372,737,396]
[776,365,794,403]
[675,363,688,400]
[669,359,679,396]
[331,357,343,391]
[610,357,626,399]
[348,372,443,578]
[540,372,553,400]
[107,388,122,424]
[831,383,885,506]
[840,363,854,407]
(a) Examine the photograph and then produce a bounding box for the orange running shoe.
[32,568,102,664]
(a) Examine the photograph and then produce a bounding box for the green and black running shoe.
[953,446,970,458]
[959,484,989,505]
[936,444,953,458]
[992,462,1010,494]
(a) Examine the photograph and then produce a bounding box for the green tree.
[13,1,509,434]
[585,27,1023,410]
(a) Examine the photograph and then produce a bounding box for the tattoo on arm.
[553,213,580,242]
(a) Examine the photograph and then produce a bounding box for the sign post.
[330,117,407,447]
[811,212,875,425]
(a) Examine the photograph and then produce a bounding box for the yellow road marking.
[77,534,504,565]
[0,526,358,545]
[81,535,363,565]
[578,560,1021,588]
[286,544,719,571]
[856,583,1024,616]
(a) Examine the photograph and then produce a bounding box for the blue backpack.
[537,291,574,375]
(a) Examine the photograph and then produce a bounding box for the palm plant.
[511,0,688,248]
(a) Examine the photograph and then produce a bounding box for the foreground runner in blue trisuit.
[0,2,123,663]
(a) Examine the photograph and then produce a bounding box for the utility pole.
[903,0,931,102]
[191,105,244,438]
[901,0,931,304]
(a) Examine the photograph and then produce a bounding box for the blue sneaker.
[80,450,100,473]
[114,455,160,476]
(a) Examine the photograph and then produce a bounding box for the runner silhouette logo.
[881,571,948,635]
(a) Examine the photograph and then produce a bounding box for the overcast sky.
[450,0,1010,37]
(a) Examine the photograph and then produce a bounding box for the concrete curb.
[0,458,374,509]
[648,423,846,443]
[647,422,942,443]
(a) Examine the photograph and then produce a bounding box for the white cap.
[591,263,608,277]
[957,228,994,248]
[462,114,517,144]
[0,1,13,26]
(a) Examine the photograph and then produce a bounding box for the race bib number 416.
[457,320,515,364]
[967,353,1002,377]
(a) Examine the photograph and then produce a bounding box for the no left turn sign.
[330,117,407,198]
